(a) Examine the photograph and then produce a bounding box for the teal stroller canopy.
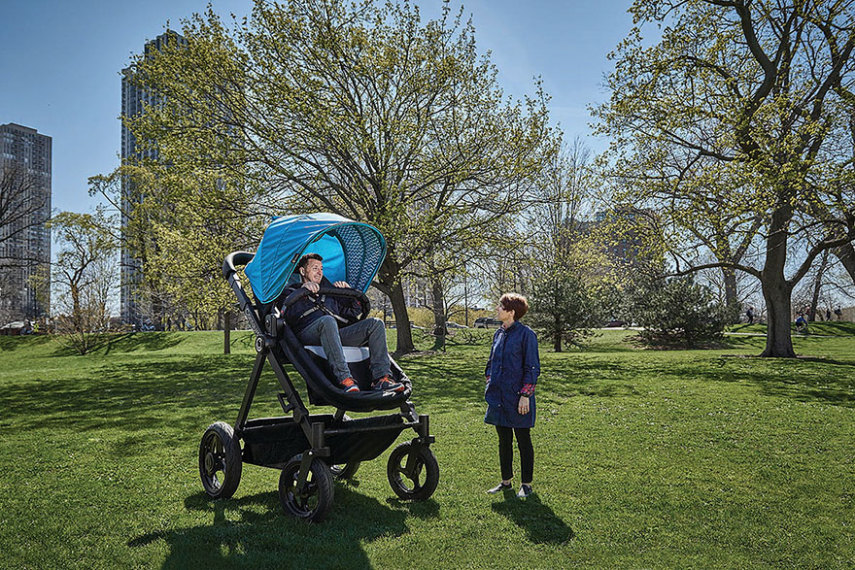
[244,213,387,304]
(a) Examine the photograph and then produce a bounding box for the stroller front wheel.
[199,421,242,499]
[279,455,334,523]
[387,441,439,501]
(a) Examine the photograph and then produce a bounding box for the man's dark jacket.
[280,277,363,336]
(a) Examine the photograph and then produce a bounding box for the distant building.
[0,123,51,321]
[589,206,660,271]
[593,207,656,264]
[119,31,184,326]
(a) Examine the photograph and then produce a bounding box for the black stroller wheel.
[279,455,334,522]
[330,462,361,480]
[386,442,439,501]
[199,422,242,499]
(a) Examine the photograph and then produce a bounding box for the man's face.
[301,258,323,284]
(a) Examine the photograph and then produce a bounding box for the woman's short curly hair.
[500,293,529,321]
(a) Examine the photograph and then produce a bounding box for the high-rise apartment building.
[0,123,51,322]
[119,31,183,326]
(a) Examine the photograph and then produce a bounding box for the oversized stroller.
[199,213,438,522]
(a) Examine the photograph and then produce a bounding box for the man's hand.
[518,396,530,415]
[333,281,350,288]
[303,281,320,293]
[485,376,490,385]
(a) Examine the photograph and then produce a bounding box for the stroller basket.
[241,414,408,467]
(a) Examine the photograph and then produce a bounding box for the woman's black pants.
[495,426,533,483]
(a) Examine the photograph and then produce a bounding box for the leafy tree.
[628,276,727,348]
[43,211,117,355]
[91,165,263,353]
[527,262,604,352]
[521,138,612,350]
[595,0,855,357]
[122,0,555,353]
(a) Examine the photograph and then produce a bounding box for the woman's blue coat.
[484,321,540,428]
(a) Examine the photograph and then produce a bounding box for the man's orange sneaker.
[340,377,360,393]
[371,375,405,393]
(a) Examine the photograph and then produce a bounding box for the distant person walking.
[483,293,540,499]
[746,306,754,325]
[835,307,843,321]
[826,308,832,321]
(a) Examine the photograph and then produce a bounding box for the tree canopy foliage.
[595,0,855,356]
[119,0,557,352]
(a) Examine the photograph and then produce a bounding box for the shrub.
[628,276,727,348]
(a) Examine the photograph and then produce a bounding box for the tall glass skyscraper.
[0,123,51,322]
[119,31,183,326]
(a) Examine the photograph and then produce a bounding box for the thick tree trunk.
[760,205,795,357]
[388,282,414,354]
[377,254,414,354]
[831,242,855,286]
[760,278,795,357]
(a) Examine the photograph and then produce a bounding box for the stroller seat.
[280,324,411,411]
[304,345,370,362]
[304,345,373,389]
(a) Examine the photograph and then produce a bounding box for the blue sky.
[1,0,635,215]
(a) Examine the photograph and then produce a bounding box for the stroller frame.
[198,251,437,522]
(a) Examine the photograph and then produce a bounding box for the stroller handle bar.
[222,251,268,341]
[223,251,255,280]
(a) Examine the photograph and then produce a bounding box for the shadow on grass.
[49,332,187,357]
[129,489,411,569]
[491,493,574,544]
[0,334,54,352]
[0,356,256,432]
[683,355,855,408]
[402,353,642,406]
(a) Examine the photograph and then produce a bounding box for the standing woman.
[484,293,540,498]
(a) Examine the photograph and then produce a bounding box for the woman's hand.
[518,396,530,415]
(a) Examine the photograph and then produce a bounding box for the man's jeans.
[298,316,391,383]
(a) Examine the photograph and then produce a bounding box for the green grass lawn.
[1,326,854,568]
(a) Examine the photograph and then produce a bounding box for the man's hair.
[297,253,323,271]
[500,293,529,321]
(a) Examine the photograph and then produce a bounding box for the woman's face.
[496,302,513,321]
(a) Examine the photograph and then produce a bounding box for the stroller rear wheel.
[387,441,439,501]
[330,462,361,480]
[279,455,334,522]
[199,422,242,499]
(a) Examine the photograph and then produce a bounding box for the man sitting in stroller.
[280,253,404,394]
